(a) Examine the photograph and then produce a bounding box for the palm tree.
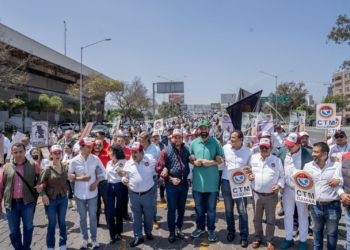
[38,94,63,121]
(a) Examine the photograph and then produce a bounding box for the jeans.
[192,190,218,232]
[221,179,248,239]
[152,175,158,221]
[66,180,74,200]
[309,201,341,250]
[165,181,189,233]
[96,180,108,224]
[44,194,68,248]
[129,189,154,238]
[75,196,98,241]
[6,200,35,250]
[344,206,350,250]
[106,182,127,239]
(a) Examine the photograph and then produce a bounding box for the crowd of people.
[0,114,350,250]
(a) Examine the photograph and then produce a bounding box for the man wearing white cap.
[277,133,313,250]
[299,131,312,149]
[248,138,285,250]
[68,137,105,249]
[122,142,156,247]
[251,131,278,156]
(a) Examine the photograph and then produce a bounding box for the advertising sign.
[179,104,188,111]
[157,82,184,93]
[328,116,342,135]
[211,103,221,110]
[153,119,164,135]
[316,103,336,129]
[221,93,237,104]
[289,110,306,133]
[228,169,252,198]
[294,170,316,205]
[31,121,49,146]
[168,94,184,104]
[222,114,234,132]
[257,113,274,135]
[242,112,258,137]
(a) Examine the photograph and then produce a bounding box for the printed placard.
[242,112,258,137]
[316,103,336,129]
[328,116,342,135]
[289,110,306,133]
[228,169,252,198]
[294,170,316,205]
[222,114,234,132]
[31,121,49,146]
[153,119,164,135]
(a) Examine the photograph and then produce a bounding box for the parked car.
[305,119,316,126]
[90,125,110,138]
[59,123,80,132]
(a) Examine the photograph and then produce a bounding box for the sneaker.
[72,204,78,211]
[280,239,294,249]
[91,240,99,249]
[191,228,205,238]
[298,241,307,250]
[208,231,217,242]
[277,207,285,216]
[160,198,167,203]
[59,246,67,250]
[80,240,88,249]
[68,201,73,208]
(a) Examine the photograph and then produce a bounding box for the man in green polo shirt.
[189,120,224,242]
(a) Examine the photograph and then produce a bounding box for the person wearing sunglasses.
[329,130,349,163]
[248,138,285,250]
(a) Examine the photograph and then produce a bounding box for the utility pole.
[64,21,67,55]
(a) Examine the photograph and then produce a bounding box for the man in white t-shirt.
[329,130,350,163]
[273,125,286,149]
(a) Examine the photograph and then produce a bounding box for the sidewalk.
[0,198,346,250]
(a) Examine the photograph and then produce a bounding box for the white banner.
[294,170,316,205]
[153,119,164,135]
[228,169,252,198]
[31,121,49,146]
[242,112,258,137]
[328,116,342,135]
[10,131,26,148]
[289,110,306,133]
[316,103,336,129]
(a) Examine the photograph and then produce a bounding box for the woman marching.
[36,145,69,250]
[105,144,128,244]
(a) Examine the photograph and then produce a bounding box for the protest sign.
[316,103,336,129]
[228,169,252,198]
[328,116,342,135]
[153,119,164,135]
[294,170,316,205]
[31,121,48,146]
[289,110,306,132]
[222,114,234,132]
[242,112,258,137]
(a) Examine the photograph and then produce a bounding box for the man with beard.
[155,129,190,243]
[299,131,312,149]
[304,142,344,250]
[189,120,224,242]
[248,138,285,250]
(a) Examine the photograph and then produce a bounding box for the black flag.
[236,88,265,112]
[226,90,263,130]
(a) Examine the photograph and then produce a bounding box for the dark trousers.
[123,189,129,217]
[96,180,108,224]
[160,184,165,199]
[66,180,74,200]
[106,182,128,239]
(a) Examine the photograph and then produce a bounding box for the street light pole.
[259,70,293,121]
[80,38,111,130]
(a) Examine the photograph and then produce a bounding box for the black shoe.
[227,232,235,242]
[241,239,248,248]
[308,227,313,236]
[168,232,176,243]
[97,223,101,228]
[146,233,154,240]
[123,214,132,221]
[130,238,144,247]
[277,207,285,216]
[116,234,123,241]
[109,239,115,245]
[293,228,299,238]
[176,230,185,239]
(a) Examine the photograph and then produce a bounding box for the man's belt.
[316,200,339,206]
[130,187,152,196]
[13,198,23,202]
[253,189,274,196]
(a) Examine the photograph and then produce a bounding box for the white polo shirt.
[249,154,285,193]
[68,153,105,200]
[122,155,156,192]
[222,144,252,180]
[304,160,344,202]
[284,149,302,189]
[329,143,350,162]
[106,159,127,184]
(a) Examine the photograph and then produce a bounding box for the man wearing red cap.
[277,133,313,250]
[248,138,285,250]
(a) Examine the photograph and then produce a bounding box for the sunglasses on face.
[259,146,269,150]
[335,135,345,139]
[94,144,102,147]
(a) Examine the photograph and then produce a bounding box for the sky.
[1,1,349,106]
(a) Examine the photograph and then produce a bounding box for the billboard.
[179,104,188,111]
[157,82,184,93]
[168,94,184,104]
[221,93,237,104]
[211,103,221,110]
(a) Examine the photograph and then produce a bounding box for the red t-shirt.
[124,147,131,161]
[92,149,111,168]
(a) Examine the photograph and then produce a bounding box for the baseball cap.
[79,137,95,146]
[299,131,309,137]
[172,129,183,137]
[198,120,210,127]
[50,145,63,153]
[131,142,144,151]
[259,138,271,147]
[260,131,271,138]
[334,130,346,137]
[285,133,301,147]
[167,127,174,131]
[152,132,160,137]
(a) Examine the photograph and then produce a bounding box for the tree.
[38,94,63,121]
[296,104,315,116]
[269,81,308,118]
[327,14,350,69]
[322,93,348,112]
[66,72,121,122]
[0,26,31,88]
[158,101,182,119]
[110,76,152,122]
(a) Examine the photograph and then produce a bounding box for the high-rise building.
[332,69,350,124]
